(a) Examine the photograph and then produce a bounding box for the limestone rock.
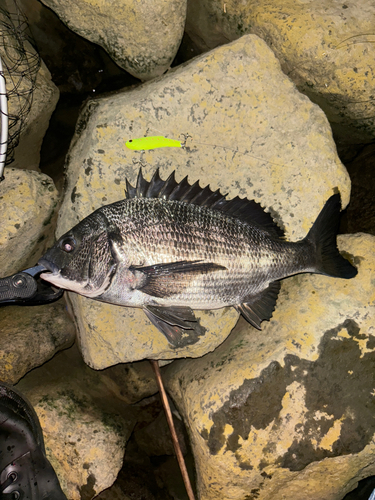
[39,0,187,81]
[186,0,375,143]
[56,34,350,367]
[0,299,76,384]
[0,168,59,276]
[164,233,375,500]
[16,344,139,500]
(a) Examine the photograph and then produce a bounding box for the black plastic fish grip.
[0,266,64,306]
[0,272,37,302]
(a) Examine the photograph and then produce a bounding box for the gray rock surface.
[164,233,374,500]
[39,0,187,81]
[55,35,351,368]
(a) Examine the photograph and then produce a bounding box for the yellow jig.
[126,136,182,151]
[126,133,284,167]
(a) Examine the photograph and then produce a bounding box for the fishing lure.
[126,133,284,167]
[126,136,182,151]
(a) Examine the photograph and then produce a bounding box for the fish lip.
[38,258,60,275]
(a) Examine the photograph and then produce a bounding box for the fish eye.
[60,237,76,253]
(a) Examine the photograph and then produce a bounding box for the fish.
[38,169,357,347]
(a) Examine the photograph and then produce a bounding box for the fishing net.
[0,0,40,172]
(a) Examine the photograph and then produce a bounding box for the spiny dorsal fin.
[125,169,284,238]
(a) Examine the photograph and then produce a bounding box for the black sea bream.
[39,169,357,346]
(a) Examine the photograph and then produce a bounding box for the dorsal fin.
[125,169,284,238]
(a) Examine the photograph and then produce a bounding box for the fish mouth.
[38,258,60,276]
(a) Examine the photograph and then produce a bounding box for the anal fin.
[236,281,281,329]
[143,305,206,347]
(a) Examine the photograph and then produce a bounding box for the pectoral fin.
[143,305,206,347]
[236,281,281,329]
[131,260,226,298]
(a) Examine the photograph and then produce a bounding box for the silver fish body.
[92,198,310,307]
[39,170,357,346]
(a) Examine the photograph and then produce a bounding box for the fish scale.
[38,169,357,347]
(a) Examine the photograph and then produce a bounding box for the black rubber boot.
[0,382,67,499]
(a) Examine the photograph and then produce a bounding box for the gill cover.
[39,212,118,297]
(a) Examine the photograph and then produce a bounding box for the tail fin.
[305,193,357,279]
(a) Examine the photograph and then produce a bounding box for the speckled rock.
[186,0,375,143]
[0,299,75,384]
[164,233,375,500]
[39,0,186,81]
[16,344,138,500]
[0,168,59,276]
[56,34,350,368]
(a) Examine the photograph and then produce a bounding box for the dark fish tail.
[305,193,357,279]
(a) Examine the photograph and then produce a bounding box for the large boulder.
[186,0,375,143]
[39,0,187,81]
[55,35,351,368]
[164,233,374,500]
